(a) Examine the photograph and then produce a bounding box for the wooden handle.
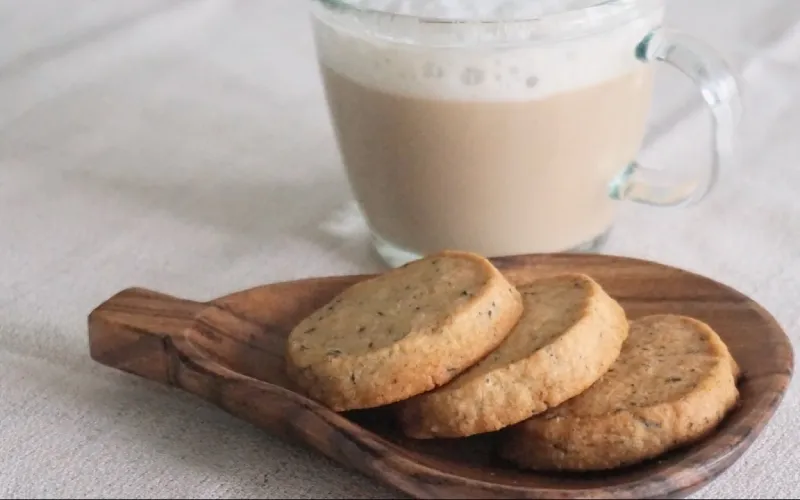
[88,287,207,385]
[87,288,312,443]
[87,288,449,495]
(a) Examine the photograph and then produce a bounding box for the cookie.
[285,250,524,412]
[500,314,740,471]
[396,273,629,439]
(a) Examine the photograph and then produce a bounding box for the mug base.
[372,230,612,268]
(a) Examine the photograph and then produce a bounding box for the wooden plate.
[87,253,794,499]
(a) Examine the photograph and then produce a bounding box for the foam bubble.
[313,0,665,101]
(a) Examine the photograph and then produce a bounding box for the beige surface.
[0,0,798,498]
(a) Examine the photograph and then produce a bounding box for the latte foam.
[313,0,664,100]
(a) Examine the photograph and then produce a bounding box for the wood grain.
[87,253,794,499]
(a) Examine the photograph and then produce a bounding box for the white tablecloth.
[1,0,798,498]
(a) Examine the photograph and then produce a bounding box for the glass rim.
[314,0,630,25]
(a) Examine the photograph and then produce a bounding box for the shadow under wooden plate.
[87,253,794,499]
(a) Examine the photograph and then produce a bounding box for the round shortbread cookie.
[285,251,523,412]
[396,273,629,439]
[500,314,740,471]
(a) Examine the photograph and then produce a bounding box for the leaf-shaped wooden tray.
[87,254,793,499]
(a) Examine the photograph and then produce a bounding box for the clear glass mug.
[309,0,742,267]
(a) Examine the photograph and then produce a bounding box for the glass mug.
[309,0,741,267]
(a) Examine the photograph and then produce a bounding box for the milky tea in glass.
[310,0,740,266]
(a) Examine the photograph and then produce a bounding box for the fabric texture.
[0,0,798,498]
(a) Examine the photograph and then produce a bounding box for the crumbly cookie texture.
[500,314,740,471]
[285,250,523,412]
[397,273,629,439]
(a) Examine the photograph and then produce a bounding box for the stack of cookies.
[285,251,740,471]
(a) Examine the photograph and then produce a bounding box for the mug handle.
[608,28,743,207]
